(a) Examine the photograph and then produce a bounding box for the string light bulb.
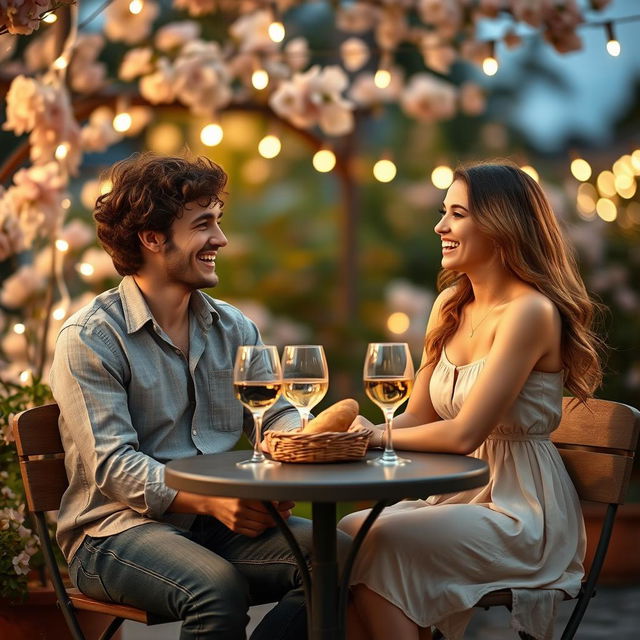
[373,158,397,183]
[312,149,336,173]
[374,68,392,89]
[431,165,454,189]
[113,111,132,133]
[596,198,617,222]
[13,323,26,335]
[43,13,57,23]
[520,165,539,182]
[387,312,410,335]
[129,0,143,15]
[55,239,69,253]
[268,21,285,43]
[570,158,592,182]
[605,22,621,57]
[258,134,281,159]
[200,123,223,147]
[52,55,68,70]
[251,69,269,90]
[78,263,95,277]
[52,306,67,321]
[55,143,69,160]
[482,41,499,76]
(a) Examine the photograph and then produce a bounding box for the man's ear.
[138,230,166,253]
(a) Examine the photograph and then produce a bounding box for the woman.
[339,162,604,640]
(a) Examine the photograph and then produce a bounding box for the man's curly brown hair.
[93,153,228,276]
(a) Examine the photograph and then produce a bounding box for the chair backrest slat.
[13,403,62,456]
[19,457,68,512]
[556,449,633,504]
[554,398,640,451]
[550,398,640,506]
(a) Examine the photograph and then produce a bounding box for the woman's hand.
[348,415,375,431]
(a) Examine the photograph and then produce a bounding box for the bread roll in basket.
[265,399,371,463]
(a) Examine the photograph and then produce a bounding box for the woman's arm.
[391,293,560,454]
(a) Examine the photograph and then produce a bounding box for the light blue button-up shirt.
[50,276,299,561]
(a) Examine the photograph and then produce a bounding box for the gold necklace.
[469,298,509,338]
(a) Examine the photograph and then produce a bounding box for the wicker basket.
[265,428,372,463]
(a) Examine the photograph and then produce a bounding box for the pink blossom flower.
[155,20,201,52]
[60,219,94,250]
[79,247,119,284]
[140,57,176,104]
[6,162,66,246]
[459,83,486,116]
[348,70,403,107]
[104,0,159,45]
[375,6,408,51]
[419,32,456,74]
[3,74,44,135]
[229,9,277,55]
[69,33,107,94]
[270,65,355,136]
[400,73,456,123]
[0,0,52,36]
[284,37,309,72]
[0,265,46,309]
[0,187,24,259]
[336,3,379,33]
[24,26,56,71]
[341,38,370,72]
[80,107,122,153]
[172,0,216,17]
[119,47,154,82]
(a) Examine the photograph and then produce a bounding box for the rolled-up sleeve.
[51,323,177,519]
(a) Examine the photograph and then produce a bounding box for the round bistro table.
[165,450,489,640]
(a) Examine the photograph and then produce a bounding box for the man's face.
[160,199,228,291]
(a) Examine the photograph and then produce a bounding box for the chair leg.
[98,617,125,640]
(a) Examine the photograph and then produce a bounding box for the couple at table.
[51,153,603,640]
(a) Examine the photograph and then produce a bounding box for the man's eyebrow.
[191,212,216,226]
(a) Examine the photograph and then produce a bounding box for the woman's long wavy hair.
[425,162,605,403]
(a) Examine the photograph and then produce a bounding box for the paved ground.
[122,584,640,639]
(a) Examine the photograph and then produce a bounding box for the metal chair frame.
[13,403,173,640]
[433,397,640,640]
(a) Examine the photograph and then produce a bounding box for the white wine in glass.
[233,345,282,466]
[363,342,414,466]
[281,345,329,431]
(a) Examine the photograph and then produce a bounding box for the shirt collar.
[119,276,219,334]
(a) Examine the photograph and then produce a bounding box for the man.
[51,153,312,639]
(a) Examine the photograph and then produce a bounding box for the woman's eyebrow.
[442,203,469,212]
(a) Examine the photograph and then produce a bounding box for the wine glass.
[281,345,329,431]
[233,345,283,467]
[363,342,415,466]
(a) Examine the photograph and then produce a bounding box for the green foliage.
[0,377,53,601]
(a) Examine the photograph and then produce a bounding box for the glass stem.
[383,409,395,454]
[299,409,310,431]
[252,412,265,461]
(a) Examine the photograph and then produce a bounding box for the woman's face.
[434,179,496,273]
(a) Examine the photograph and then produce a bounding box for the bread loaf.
[302,398,359,434]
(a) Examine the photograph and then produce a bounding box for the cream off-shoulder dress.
[338,350,586,640]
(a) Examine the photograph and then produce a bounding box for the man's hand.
[206,497,295,537]
[170,491,295,537]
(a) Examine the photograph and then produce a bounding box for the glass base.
[236,453,280,468]
[367,450,411,467]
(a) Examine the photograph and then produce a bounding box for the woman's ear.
[138,230,166,253]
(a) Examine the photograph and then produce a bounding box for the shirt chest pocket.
[208,369,243,433]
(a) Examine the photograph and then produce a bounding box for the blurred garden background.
[1,0,640,615]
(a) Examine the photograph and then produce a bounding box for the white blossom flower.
[24,26,56,71]
[140,57,176,104]
[60,219,94,250]
[0,0,52,35]
[5,162,66,246]
[348,70,403,108]
[400,73,457,123]
[375,6,408,51]
[3,74,44,135]
[81,107,122,153]
[270,65,355,136]
[155,20,201,52]
[119,47,154,82]
[0,265,46,309]
[0,187,24,259]
[79,247,119,284]
[229,9,277,55]
[69,34,107,94]
[419,32,456,74]
[173,41,232,115]
[104,0,159,45]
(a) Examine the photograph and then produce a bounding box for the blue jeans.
[69,515,314,640]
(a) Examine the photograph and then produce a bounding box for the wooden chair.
[433,397,640,640]
[13,403,174,640]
